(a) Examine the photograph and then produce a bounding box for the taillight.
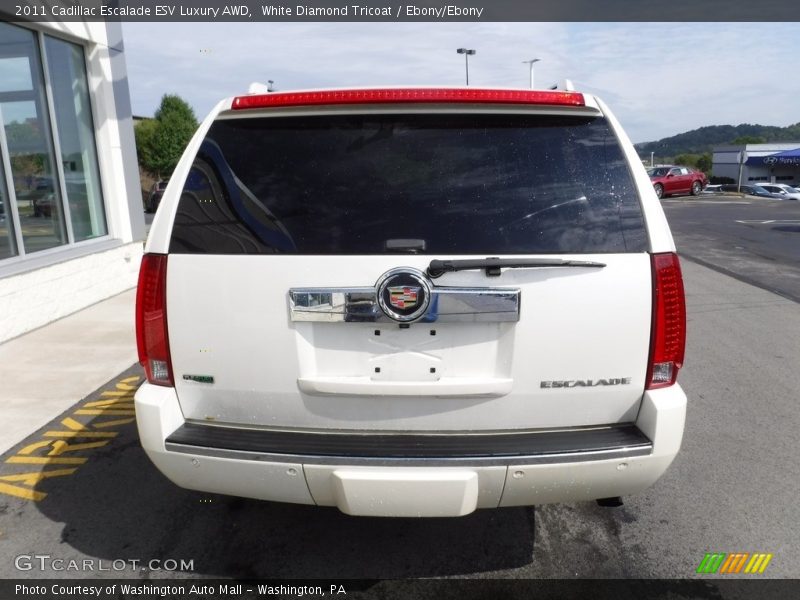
[646,253,687,389]
[135,253,173,386]
[231,88,585,110]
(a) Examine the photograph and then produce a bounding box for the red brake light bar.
[232,88,585,110]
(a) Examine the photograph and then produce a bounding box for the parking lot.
[663,195,800,301]
[0,195,798,585]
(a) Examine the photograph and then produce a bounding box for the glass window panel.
[171,114,646,255]
[0,22,67,254]
[0,57,33,93]
[0,142,18,259]
[44,35,107,241]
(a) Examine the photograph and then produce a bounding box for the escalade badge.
[388,286,419,309]
[376,268,432,322]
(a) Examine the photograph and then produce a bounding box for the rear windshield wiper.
[427,257,607,278]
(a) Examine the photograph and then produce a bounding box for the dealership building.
[712,143,800,186]
[0,20,144,343]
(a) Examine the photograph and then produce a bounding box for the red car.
[647,166,707,199]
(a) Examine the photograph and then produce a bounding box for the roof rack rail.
[548,79,575,92]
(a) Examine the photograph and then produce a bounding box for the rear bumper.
[134,384,686,517]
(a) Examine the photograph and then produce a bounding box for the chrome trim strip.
[289,286,520,323]
[163,442,652,467]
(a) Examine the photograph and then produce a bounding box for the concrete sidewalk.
[0,288,139,455]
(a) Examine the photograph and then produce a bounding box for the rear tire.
[654,183,664,199]
[691,181,702,196]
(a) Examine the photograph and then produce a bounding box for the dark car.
[647,166,707,199]
[719,184,774,198]
[32,177,55,217]
[145,180,168,213]
[32,195,54,217]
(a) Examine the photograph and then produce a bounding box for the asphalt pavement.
[663,194,800,301]
[0,197,797,585]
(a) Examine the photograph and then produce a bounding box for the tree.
[5,121,46,185]
[730,135,765,145]
[134,94,198,178]
[134,118,157,174]
[672,152,712,174]
[696,153,712,173]
[673,153,700,168]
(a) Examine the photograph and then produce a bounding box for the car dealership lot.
[0,195,798,582]
[662,194,800,302]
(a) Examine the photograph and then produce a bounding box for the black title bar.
[2,0,800,22]
[2,579,800,600]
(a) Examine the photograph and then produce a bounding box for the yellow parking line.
[0,373,142,502]
[92,418,136,428]
[80,402,134,410]
[47,440,109,455]
[0,482,46,501]
[6,456,88,465]
[43,431,117,438]
[74,409,135,416]
[0,469,77,485]
[83,398,134,408]
[61,417,90,431]
[115,377,141,391]
[18,440,54,455]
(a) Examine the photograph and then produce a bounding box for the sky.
[121,21,800,144]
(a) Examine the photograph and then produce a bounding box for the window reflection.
[45,36,107,241]
[0,147,16,259]
[0,22,67,253]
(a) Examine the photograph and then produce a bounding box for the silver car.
[753,183,800,201]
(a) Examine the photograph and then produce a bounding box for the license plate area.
[370,325,443,382]
[295,322,514,383]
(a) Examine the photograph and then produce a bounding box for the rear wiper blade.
[427,257,607,278]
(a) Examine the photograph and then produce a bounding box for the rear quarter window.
[169,113,647,255]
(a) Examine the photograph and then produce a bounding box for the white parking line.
[663,200,751,205]
[735,219,800,224]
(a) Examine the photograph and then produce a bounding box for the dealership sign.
[746,148,800,166]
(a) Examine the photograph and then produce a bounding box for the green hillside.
[635,123,800,157]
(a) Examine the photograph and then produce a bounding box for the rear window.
[169,113,647,255]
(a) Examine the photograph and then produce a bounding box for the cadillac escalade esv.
[134,86,687,517]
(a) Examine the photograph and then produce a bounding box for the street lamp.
[457,48,476,85]
[522,58,541,89]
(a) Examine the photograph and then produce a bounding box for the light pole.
[522,58,541,89]
[457,48,476,85]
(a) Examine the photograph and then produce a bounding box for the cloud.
[122,22,800,143]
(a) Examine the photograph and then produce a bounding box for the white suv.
[134,87,687,517]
